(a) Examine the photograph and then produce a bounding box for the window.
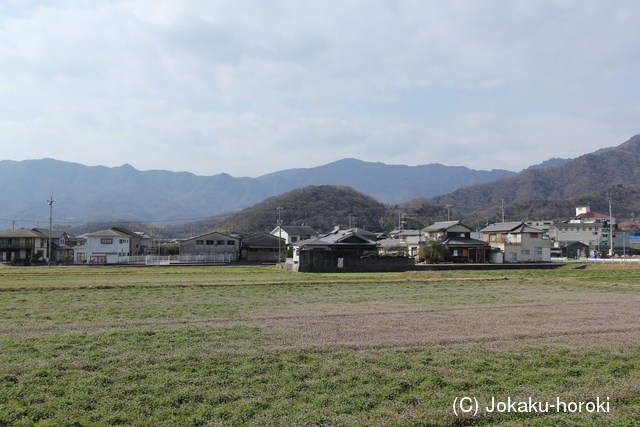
[490,234,496,242]
[101,238,113,244]
[217,240,225,245]
[206,240,214,245]
[119,239,128,244]
[522,249,530,255]
[534,247,543,255]
[530,233,539,238]
[196,240,204,245]
[227,240,235,245]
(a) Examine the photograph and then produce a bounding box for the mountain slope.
[428,135,640,213]
[168,185,392,237]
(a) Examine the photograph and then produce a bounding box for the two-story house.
[481,222,551,262]
[0,228,49,262]
[34,229,75,262]
[73,227,152,264]
[421,220,490,263]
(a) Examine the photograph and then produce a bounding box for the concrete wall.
[286,250,414,273]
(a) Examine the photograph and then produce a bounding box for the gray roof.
[422,220,472,232]
[290,228,377,249]
[377,238,407,248]
[182,230,239,242]
[397,229,421,236]
[439,237,489,248]
[34,229,68,239]
[481,222,543,234]
[241,233,284,248]
[0,228,48,238]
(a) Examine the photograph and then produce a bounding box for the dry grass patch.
[1,266,640,425]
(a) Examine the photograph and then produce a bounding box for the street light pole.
[47,196,55,267]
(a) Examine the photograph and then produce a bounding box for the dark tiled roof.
[440,237,489,247]
[481,222,542,234]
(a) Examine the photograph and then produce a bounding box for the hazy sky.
[1,1,639,177]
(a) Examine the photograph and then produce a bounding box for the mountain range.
[176,134,640,236]
[1,135,638,234]
[0,157,514,228]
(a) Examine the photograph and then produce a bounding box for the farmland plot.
[0,265,639,426]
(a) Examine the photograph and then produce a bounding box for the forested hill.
[167,185,394,237]
[427,135,640,213]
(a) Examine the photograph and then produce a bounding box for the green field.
[1,265,639,426]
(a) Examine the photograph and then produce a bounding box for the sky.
[1,1,639,178]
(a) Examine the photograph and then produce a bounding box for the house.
[286,226,413,272]
[111,227,152,256]
[480,222,551,263]
[179,231,240,261]
[240,233,284,262]
[421,220,490,263]
[396,229,424,257]
[270,225,318,244]
[73,227,152,264]
[34,229,75,262]
[0,228,49,262]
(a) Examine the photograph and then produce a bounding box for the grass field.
[0,264,639,426]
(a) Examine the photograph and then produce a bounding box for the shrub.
[419,241,450,263]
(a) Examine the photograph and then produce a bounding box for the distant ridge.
[0,158,515,228]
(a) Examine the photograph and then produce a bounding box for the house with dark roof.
[286,227,412,272]
[34,229,75,262]
[480,222,551,262]
[421,220,490,263]
[0,228,49,262]
[240,233,284,262]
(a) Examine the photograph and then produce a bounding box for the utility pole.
[276,206,284,263]
[47,196,55,267]
[500,200,506,223]
[608,193,614,257]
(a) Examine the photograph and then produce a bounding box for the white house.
[74,229,133,264]
[270,226,318,244]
